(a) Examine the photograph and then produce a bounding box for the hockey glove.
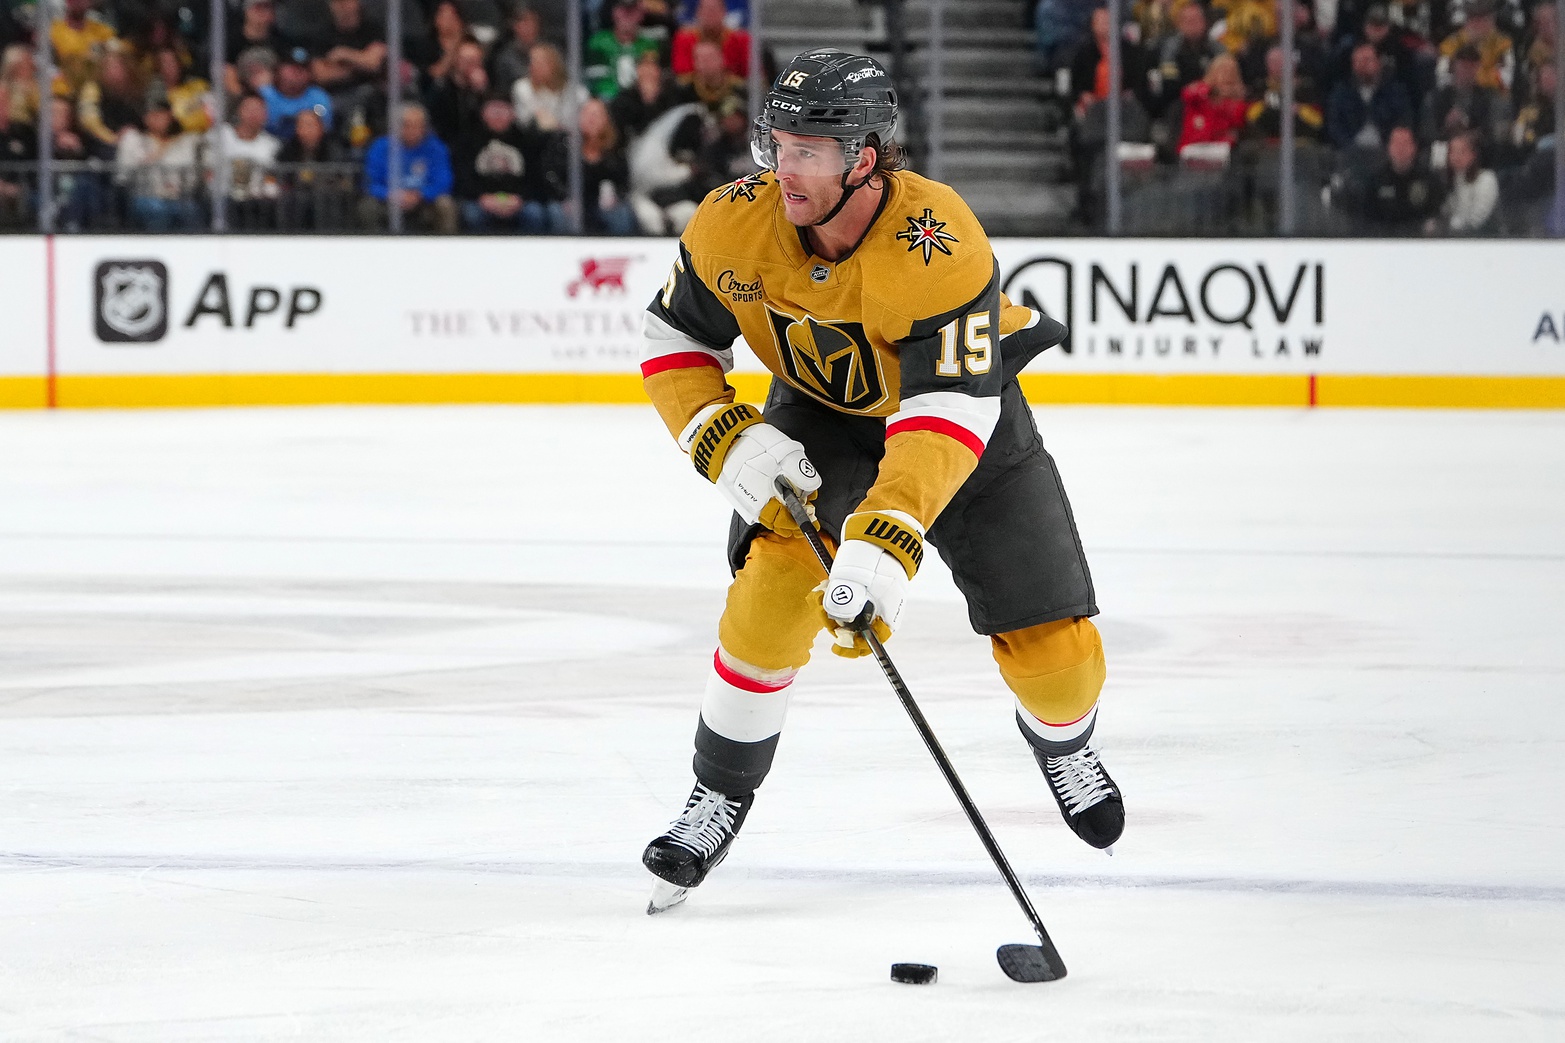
[816,510,923,658]
[681,403,821,536]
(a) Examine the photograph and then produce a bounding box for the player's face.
[771,130,852,226]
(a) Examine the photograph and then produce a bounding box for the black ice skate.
[643,782,754,914]
[1035,743,1124,852]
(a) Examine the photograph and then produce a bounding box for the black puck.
[890,962,938,985]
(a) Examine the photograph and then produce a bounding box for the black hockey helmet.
[752,49,898,175]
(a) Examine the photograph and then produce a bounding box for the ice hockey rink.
[2,402,1562,1041]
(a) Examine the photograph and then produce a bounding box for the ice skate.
[643,782,754,914]
[1035,742,1124,851]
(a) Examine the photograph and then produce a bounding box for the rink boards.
[1,235,1563,409]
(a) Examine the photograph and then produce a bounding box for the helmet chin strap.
[810,167,874,228]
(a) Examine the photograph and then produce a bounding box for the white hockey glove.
[817,510,924,658]
[680,403,822,536]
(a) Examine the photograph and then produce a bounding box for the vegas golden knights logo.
[767,307,886,412]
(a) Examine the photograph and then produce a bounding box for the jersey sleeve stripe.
[885,415,987,458]
[641,351,726,378]
[885,390,1000,456]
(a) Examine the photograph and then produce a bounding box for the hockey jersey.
[641,169,1064,531]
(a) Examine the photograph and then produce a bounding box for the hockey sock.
[692,648,795,795]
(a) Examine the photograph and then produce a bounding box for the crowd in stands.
[0,0,762,232]
[1040,0,1560,233]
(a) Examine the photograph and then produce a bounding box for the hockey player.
[640,49,1123,913]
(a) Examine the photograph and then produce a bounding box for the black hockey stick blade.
[997,941,1067,983]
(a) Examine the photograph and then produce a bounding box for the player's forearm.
[640,310,737,440]
[856,430,982,531]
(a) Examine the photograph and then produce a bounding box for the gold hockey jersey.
[641,169,1064,531]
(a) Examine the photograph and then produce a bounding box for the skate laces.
[665,785,740,857]
[1045,746,1114,814]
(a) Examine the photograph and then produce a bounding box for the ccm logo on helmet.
[770,99,803,113]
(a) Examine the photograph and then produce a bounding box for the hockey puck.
[890,962,938,985]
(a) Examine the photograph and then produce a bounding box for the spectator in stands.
[349,58,421,149]
[78,47,143,150]
[276,107,355,229]
[1211,0,1276,55]
[1518,0,1557,103]
[1422,43,1510,149]
[125,15,196,88]
[1132,0,1184,59]
[1071,6,1152,118]
[512,42,587,130]
[279,107,348,165]
[1246,44,1326,142]
[117,100,202,231]
[682,37,745,116]
[1436,128,1500,231]
[627,97,704,233]
[258,49,335,141]
[693,91,754,192]
[1154,2,1222,116]
[311,0,388,119]
[214,92,282,226]
[51,0,118,97]
[1339,5,1424,111]
[224,0,295,96]
[1,45,39,128]
[360,102,459,232]
[1177,52,1249,155]
[0,81,35,229]
[490,4,544,93]
[1508,59,1556,161]
[46,96,109,231]
[453,92,566,232]
[426,1,472,87]
[431,38,491,144]
[578,95,638,233]
[1358,124,1444,231]
[673,0,744,25]
[672,0,749,78]
[1327,42,1414,149]
[148,45,213,135]
[1035,0,1097,74]
[1242,0,1329,97]
[1437,0,1514,93]
[234,48,278,95]
[587,0,661,100]
[612,49,690,138]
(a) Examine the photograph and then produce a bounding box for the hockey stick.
[774,477,1067,984]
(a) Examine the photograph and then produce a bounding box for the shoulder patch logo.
[716,173,767,203]
[895,208,960,265]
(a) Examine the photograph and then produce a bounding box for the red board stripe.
[712,648,793,693]
[640,352,724,378]
[886,415,985,458]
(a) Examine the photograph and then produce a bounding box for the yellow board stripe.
[0,372,1561,409]
[1017,374,1565,408]
[0,377,48,408]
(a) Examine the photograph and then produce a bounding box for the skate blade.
[646,878,688,915]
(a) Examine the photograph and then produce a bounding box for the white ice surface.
[1,404,1563,1041]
